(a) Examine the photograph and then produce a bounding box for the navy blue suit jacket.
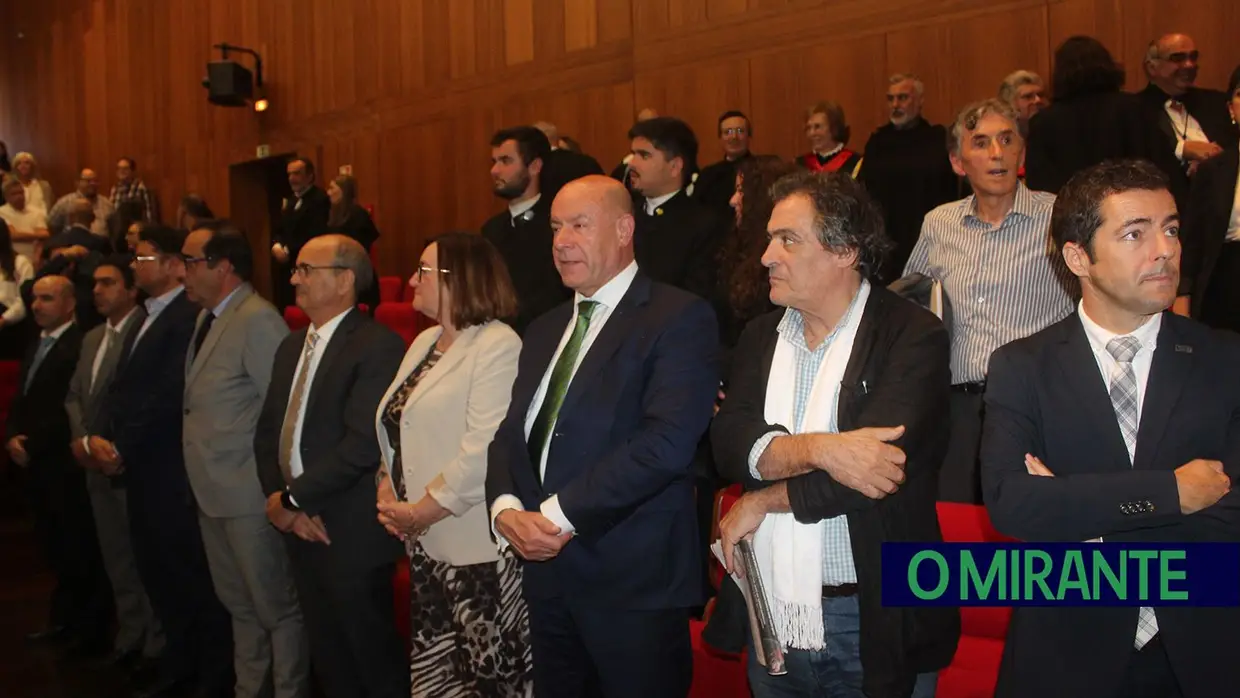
[486,273,719,609]
[102,289,198,500]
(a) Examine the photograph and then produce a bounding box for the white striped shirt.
[904,183,1075,383]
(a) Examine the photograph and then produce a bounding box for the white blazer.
[375,319,521,567]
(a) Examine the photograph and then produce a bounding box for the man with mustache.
[981,159,1238,698]
[1139,33,1236,177]
[482,126,571,335]
[901,99,1075,504]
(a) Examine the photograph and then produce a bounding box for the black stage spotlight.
[202,43,265,109]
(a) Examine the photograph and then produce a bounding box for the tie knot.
[306,331,319,350]
[1169,100,1186,113]
[577,300,598,321]
[1106,336,1141,363]
[39,335,56,348]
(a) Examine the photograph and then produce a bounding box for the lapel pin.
[1175,344,1192,353]
[522,210,535,222]
[655,207,664,216]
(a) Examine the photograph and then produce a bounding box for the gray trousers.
[199,511,310,698]
[85,471,164,657]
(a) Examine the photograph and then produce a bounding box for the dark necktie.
[527,301,598,470]
[193,312,216,359]
[24,335,56,394]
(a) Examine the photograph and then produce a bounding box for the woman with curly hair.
[1025,35,1181,196]
[716,155,799,359]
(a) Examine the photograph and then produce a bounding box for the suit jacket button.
[184,409,190,416]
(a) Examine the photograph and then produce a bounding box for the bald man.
[7,276,111,653]
[486,175,719,698]
[1139,33,1236,174]
[256,234,408,698]
[48,168,114,236]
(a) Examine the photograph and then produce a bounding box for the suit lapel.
[515,304,572,413]
[400,325,476,412]
[1055,315,1132,468]
[557,275,650,418]
[1133,316,1193,471]
[186,286,252,386]
[303,309,362,419]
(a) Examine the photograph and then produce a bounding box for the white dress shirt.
[490,260,640,540]
[1077,302,1162,463]
[644,190,680,215]
[284,307,353,480]
[0,254,34,324]
[1164,99,1210,162]
[133,286,185,347]
[0,204,48,258]
[508,193,541,223]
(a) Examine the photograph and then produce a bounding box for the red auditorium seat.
[0,360,21,470]
[934,502,1016,698]
[374,302,420,346]
[689,484,748,698]
[283,306,311,331]
[378,276,403,304]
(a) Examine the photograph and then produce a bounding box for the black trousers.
[1200,240,1240,334]
[1115,636,1183,698]
[286,540,408,698]
[25,457,111,642]
[938,389,985,504]
[526,597,693,698]
[127,476,233,692]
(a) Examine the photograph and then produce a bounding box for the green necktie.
[528,300,598,469]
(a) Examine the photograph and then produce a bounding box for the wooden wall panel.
[2,0,1238,280]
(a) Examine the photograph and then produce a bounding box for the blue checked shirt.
[747,281,869,584]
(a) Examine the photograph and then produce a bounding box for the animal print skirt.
[407,541,532,697]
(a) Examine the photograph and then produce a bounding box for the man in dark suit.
[64,258,163,671]
[5,275,111,655]
[271,158,330,310]
[40,197,114,331]
[483,126,570,335]
[1138,33,1236,179]
[534,121,604,201]
[256,234,407,698]
[486,175,719,698]
[712,171,958,698]
[627,116,727,303]
[94,225,233,698]
[981,160,1238,698]
[692,110,753,221]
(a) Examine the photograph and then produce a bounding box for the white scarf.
[753,280,869,650]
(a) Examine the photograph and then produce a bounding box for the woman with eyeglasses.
[1182,64,1240,332]
[372,232,530,696]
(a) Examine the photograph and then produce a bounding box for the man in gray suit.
[64,257,164,672]
[181,220,308,698]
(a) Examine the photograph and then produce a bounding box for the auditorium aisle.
[0,471,128,698]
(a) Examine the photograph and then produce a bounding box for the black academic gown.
[633,191,727,304]
[859,118,961,282]
[693,153,750,222]
[480,197,570,335]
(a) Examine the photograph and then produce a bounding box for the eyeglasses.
[721,127,748,137]
[132,255,159,264]
[181,254,213,267]
[291,263,348,277]
[416,264,450,281]
[1163,50,1199,64]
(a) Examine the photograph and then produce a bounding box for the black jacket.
[327,204,380,252]
[540,149,604,202]
[1182,144,1239,314]
[712,285,959,698]
[1138,83,1238,156]
[859,119,961,282]
[693,153,750,222]
[981,312,1240,698]
[634,191,726,303]
[7,323,83,465]
[276,186,330,261]
[255,309,405,570]
[480,198,569,335]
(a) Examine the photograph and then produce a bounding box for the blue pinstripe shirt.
[904,182,1075,383]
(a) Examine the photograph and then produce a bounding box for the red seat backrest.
[378,276,403,304]
[936,502,1015,639]
[283,306,311,331]
[374,302,418,346]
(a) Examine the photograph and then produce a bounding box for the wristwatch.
[280,489,301,512]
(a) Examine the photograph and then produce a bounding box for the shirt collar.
[962,181,1037,226]
[1078,300,1163,358]
[576,260,639,310]
[645,190,680,215]
[212,284,245,317]
[108,306,139,333]
[508,194,541,221]
[777,279,871,351]
[40,319,75,341]
[309,306,353,344]
[144,285,184,314]
[814,143,845,159]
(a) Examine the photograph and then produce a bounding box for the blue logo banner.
[881,543,1240,607]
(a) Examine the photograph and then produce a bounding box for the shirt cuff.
[81,436,91,453]
[490,495,525,551]
[540,495,575,536]
[1175,141,1185,161]
[748,431,783,480]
